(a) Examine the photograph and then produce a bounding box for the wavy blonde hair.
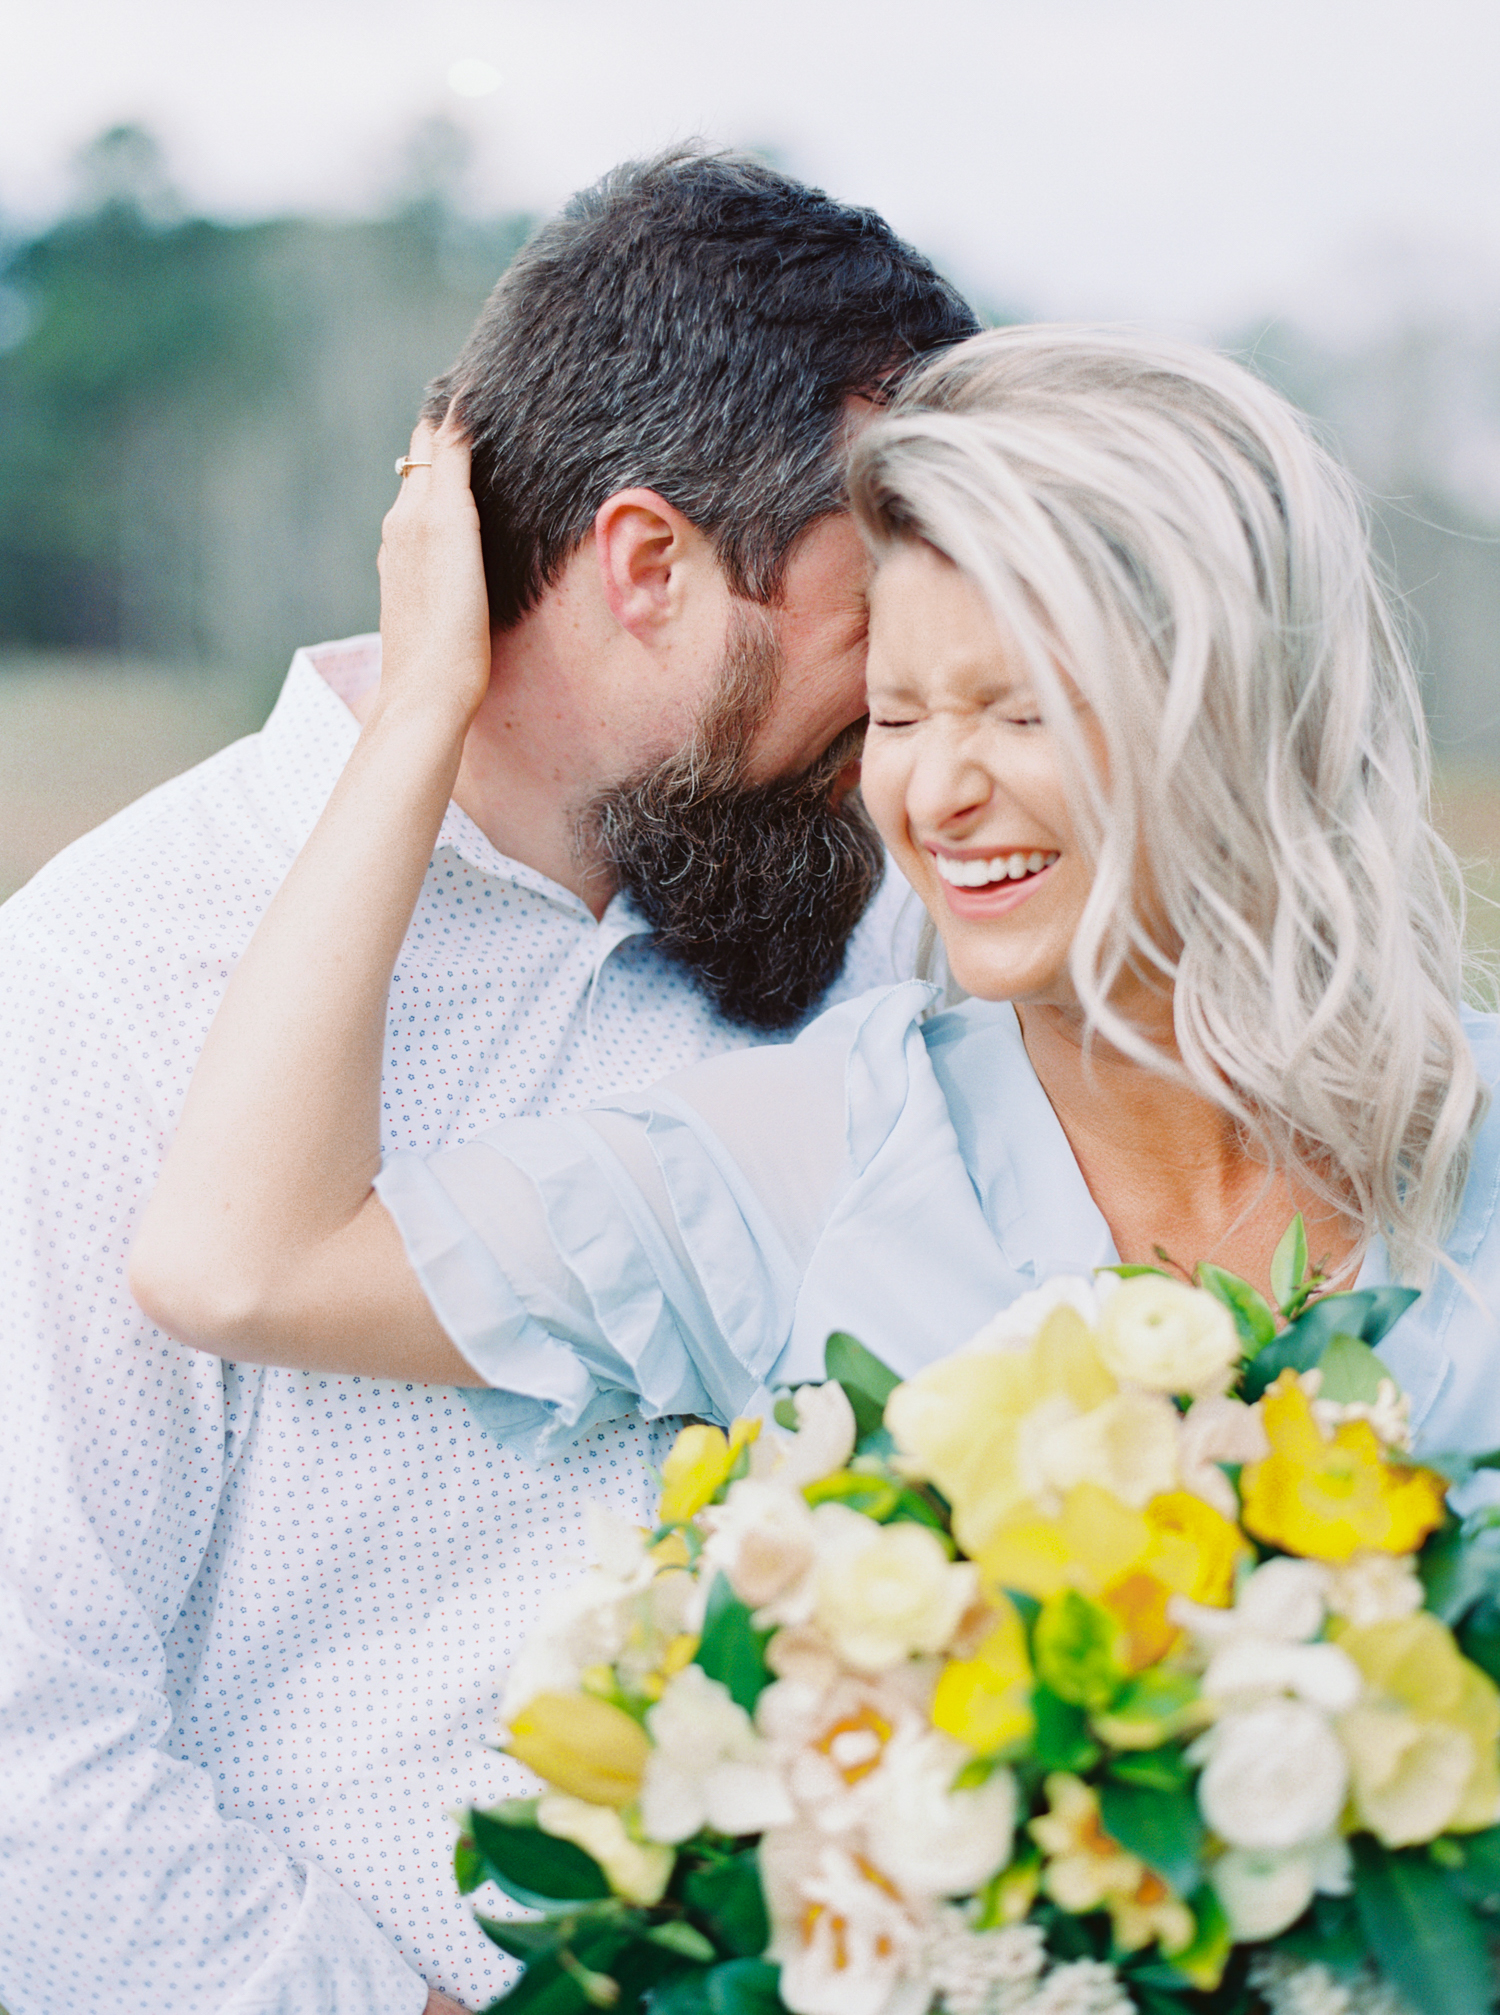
[848,325,1483,1283]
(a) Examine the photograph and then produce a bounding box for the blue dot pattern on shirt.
[0,634,917,2015]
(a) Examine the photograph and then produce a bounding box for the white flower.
[701,1479,820,1626]
[1211,1833,1351,1941]
[862,1726,1018,1899]
[1094,1276,1239,1397]
[1323,1550,1426,1628]
[1025,1388,1182,1511]
[535,1793,674,1905]
[762,1831,930,2015]
[1202,1637,1362,1712]
[752,1382,859,1490]
[1195,1698,1350,1851]
[757,1666,934,1838]
[1178,1394,1271,1519]
[811,1504,976,1673]
[959,1276,1106,1354]
[1309,1377,1414,1455]
[922,1913,1135,2015]
[1250,1952,1417,2015]
[1174,1557,1361,1708]
[639,1665,794,1843]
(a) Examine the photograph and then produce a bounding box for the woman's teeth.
[934,849,1059,888]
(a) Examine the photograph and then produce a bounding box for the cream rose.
[811,1505,976,1673]
[1095,1277,1239,1396]
[640,1665,794,1843]
[1211,1836,1351,1942]
[702,1479,819,1624]
[1196,1699,1350,1852]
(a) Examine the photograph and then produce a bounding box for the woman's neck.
[1014,1001,1359,1302]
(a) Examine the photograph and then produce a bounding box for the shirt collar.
[258,636,654,957]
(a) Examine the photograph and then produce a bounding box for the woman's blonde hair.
[848,325,1484,1283]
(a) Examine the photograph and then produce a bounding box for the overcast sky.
[5,0,1500,336]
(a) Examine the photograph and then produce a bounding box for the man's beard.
[582,612,885,1033]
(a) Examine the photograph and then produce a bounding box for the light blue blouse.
[374,983,1500,1466]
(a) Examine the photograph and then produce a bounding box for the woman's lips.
[930,853,1060,919]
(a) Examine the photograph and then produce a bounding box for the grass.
[0,654,268,903]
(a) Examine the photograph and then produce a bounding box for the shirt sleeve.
[0,915,429,2015]
[374,981,938,1455]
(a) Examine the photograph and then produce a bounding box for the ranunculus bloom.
[640,1664,794,1842]
[535,1793,675,1905]
[863,1726,1018,1899]
[1095,1277,1239,1397]
[1239,1373,1447,1563]
[1195,1699,1349,1852]
[811,1505,976,1673]
[1030,1389,1182,1511]
[505,1690,650,1806]
[1335,1612,1500,1844]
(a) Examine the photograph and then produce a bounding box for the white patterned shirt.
[0,636,917,2015]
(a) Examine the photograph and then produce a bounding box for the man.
[0,150,975,2014]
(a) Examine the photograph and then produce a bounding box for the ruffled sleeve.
[373,981,938,1457]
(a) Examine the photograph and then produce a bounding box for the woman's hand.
[377,411,492,734]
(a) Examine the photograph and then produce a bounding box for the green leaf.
[1352,1836,1496,2015]
[1030,1686,1101,1773]
[456,1832,486,1895]
[1421,1516,1500,1624]
[1460,1597,1500,1684]
[693,1575,773,1715]
[704,1959,783,2015]
[1270,1213,1309,1315]
[477,1951,593,2015]
[1196,1264,1277,1355]
[645,1973,714,2015]
[477,1915,572,1962]
[1107,1742,1191,1793]
[469,1807,613,1911]
[802,1471,900,1520]
[680,1854,771,1959]
[1033,1590,1126,1712]
[1242,1286,1420,1400]
[646,1924,717,1963]
[824,1332,901,1441]
[772,1396,799,1431]
[1439,1824,1500,1913]
[1098,1780,1204,1898]
[1100,1263,1173,1281]
[1314,1332,1389,1405]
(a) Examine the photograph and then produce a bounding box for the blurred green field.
[3,655,1499,977]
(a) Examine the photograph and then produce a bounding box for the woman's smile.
[929,847,1062,918]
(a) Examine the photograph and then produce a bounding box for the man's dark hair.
[427,147,979,628]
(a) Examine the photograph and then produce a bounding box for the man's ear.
[594,489,714,640]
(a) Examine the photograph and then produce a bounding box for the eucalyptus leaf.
[1314,1332,1388,1405]
[1440,1823,1500,1913]
[1270,1213,1309,1314]
[1196,1263,1277,1354]
[477,1915,571,1962]
[1242,1286,1420,1400]
[469,1807,613,1911]
[1352,1837,1496,2015]
[693,1574,773,1715]
[1097,1780,1204,1898]
[1421,1517,1500,1624]
[824,1332,901,1441]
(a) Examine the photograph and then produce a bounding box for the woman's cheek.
[854,741,909,857]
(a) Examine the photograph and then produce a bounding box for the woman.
[129,327,1500,1461]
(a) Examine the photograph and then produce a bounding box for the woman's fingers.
[377,404,491,729]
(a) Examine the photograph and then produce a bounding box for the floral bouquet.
[454,1223,1500,2015]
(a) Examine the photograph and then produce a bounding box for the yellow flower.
[506,1691,651,1806]
[886,1305,1116,1554]
[977,1483,1248,1671]
[1334,1612,1500,1845]
[658,1417,761,1525]
[1240,1373,1447,1563]
[1031,1773,1195,1955]
[932,1597,1036,1755]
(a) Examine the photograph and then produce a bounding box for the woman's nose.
[904,729,993,834]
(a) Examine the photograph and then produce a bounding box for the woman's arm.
[129,419,489,1382]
